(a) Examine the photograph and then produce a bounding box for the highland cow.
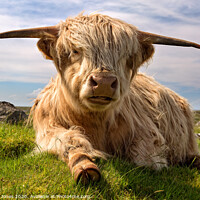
[1,13,200,184]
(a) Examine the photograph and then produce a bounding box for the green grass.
[0,122,200,199]
[194,110,200,133]
[194,110,200,125]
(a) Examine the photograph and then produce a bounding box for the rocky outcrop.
[0,101,28,124]
[196,121,200,127]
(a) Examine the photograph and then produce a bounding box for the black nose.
[88,74,118,96]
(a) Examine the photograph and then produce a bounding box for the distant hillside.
[194,110,200,124]
[17,107,31,115]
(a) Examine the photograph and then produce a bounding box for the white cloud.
[0,39,57,83]
[191,98,200,110]
[27,88,42,98]
[140,45,200,88]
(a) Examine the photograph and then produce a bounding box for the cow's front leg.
[36,126,103,184]
[67,149,101,184]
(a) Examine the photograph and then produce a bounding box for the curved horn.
[138,31,200,49]
[0,26,59,39]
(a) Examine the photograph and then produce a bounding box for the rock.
[196,121,200,126]
[0,101,28,124]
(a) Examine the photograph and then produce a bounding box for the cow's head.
[0,13,199,112]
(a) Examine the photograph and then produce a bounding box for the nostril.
[111,78,118,89]
[89,74,118,90]
[89,76,98,87]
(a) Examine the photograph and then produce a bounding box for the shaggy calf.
[1,13,200,184]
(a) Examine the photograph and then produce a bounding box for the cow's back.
[128,73,199,164]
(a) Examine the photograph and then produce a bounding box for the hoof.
[74,164,101,184]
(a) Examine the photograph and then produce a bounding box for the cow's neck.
[56,86,115,151]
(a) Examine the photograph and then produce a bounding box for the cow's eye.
[68,49,81,63]
[72,49,79,54]
[68,49,80,59]
[126,56,133,69]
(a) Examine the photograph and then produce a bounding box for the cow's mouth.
[88,96,112,105]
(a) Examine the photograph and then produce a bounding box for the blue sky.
[0,0,200,109]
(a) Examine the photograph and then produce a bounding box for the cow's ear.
[131,42,154,75]
[37,37,55,60]
[136,41,155,67]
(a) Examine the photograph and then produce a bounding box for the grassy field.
[0,113,200,199]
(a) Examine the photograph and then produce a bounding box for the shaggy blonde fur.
[31,13,199,181]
